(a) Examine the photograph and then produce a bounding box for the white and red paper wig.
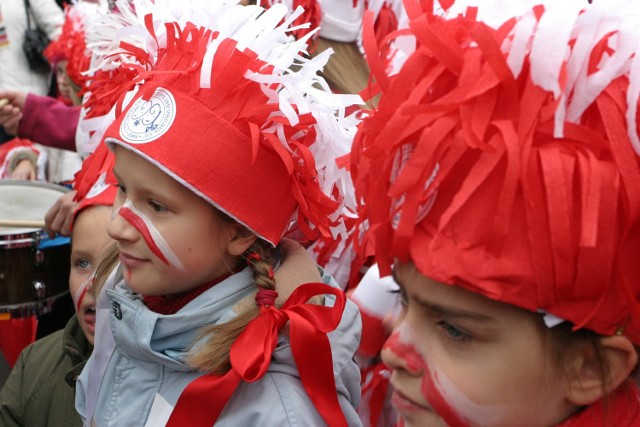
[352,0,640,342]
[96,0,359,246]
[43,1,93,89]
[72,141,118,221]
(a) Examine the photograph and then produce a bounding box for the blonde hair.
[188,239,275,374]
[91,242,120,298]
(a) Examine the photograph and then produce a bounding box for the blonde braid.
[246,243,276,292]
[188,240,275,374]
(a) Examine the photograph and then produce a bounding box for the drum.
[0,180,71,317]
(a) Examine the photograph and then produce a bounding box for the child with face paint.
[45,1,96,108]
[350,0,640,426]
[74,1,362,426]
[0,145,116,427]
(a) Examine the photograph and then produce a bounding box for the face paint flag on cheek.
[384,328,470,427]
[118,200,185,270]
[74,276,93,312]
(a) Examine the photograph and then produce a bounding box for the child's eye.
[149,199,167,213]
[437,320,471,343]
[389,287,408,307]
[74,258,91,270]
[116,183,127,195]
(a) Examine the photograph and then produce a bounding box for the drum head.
[0,181,70,235]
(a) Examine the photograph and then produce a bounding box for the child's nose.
[380,331,426,376]
[108,207,138,242]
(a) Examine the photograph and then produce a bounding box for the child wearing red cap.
[75,1,362,426]
[0,145,117,427]
[351,0,640,426]
[43,1,92,107]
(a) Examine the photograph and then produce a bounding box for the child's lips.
[391,388,434,414]
[83,306,96,329]
[119,251,148,267]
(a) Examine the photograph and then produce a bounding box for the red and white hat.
[98,0,359,246]
[43,1,93,89]
[352,0,640,343]
[72,141,118,221]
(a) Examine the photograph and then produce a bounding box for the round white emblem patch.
[119,88,176,144]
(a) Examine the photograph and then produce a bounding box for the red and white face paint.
[117,200,185,270]
[383,262,578,427]
[384,324,507,427]
[73,275,93,312]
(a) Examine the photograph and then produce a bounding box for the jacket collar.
[105,267,255,369]
[62,315,93,386]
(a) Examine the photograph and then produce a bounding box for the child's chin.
[402,413,447,427]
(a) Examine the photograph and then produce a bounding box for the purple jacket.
[18,93,80,152]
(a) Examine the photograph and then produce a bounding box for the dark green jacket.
[0,315,92,427]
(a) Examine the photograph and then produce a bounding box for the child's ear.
[565,335,638,406]
[225,225,258,257]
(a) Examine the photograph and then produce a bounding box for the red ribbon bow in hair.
[167,282,349,426]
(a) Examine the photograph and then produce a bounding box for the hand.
[9,159,36,180]
[0,90,27,109]
[44,190,78,238]
[0,91,27,136]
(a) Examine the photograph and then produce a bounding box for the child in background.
[0,0,97,186]
[0,0,119,238]
[351,0,640,426]
[0,0,96,148]
[76,1,361,426]
[0,145,117,427]
[43,2,93,107]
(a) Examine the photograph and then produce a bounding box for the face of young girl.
[56,60,72,102]
[109,146,234,296]
[382,262,577,427]
[70,205,112,345]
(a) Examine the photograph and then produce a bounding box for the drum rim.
[0,231,39,247]
[0,179,71,193]
[0,290,71,317]
[0,180,71,239]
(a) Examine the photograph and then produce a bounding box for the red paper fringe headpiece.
[44,3,91,90]
[352,0,640,343]
[101,4,358,246]
[72,141,118,222]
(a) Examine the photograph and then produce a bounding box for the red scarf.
[557,380,640,426]
[143,271,234,315]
